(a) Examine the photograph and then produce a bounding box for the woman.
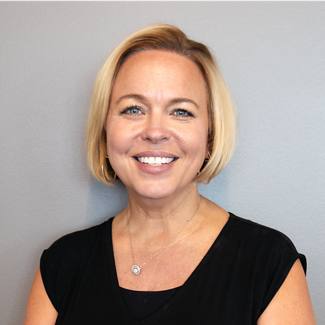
[25,24,316,324]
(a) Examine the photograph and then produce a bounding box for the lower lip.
[133,159,177,175]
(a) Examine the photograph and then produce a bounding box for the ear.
[205,130,212,160]
[205,145,210,160]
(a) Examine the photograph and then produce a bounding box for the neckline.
[120,285,180,294]
[105,211,235,323]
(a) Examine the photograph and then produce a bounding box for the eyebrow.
[115,93,199,109]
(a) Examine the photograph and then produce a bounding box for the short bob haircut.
[86,23,236,185]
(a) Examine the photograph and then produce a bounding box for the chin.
[128,181,180,201]
[135,187,175,201]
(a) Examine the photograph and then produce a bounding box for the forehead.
[111,50,207,102]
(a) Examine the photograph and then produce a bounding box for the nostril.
[141,128,170,143]
[143,135,169,144]
[144,134,168,140]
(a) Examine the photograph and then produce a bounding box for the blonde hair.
[86,23,236,185]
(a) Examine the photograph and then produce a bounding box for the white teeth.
[137,156,175,165]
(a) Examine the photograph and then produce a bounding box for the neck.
[122,184,203,238]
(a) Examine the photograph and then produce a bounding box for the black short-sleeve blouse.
[40,212,306,324]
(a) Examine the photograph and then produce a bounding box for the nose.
[140,113,170,144]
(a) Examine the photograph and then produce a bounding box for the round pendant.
[131,264,141,276]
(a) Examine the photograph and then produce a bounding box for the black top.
[40,212,307,325]
[120,286,180,320]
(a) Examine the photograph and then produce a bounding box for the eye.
[120,105,143,116]
[171,108,194,118]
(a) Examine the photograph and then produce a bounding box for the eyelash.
[120,105,143,115]
[120,105,194,118]
[172,108,194,118]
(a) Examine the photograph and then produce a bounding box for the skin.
[24,50,316,324]
[105,50,232,293]
[106,50,210,207]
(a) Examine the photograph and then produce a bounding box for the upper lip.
[133,151,179,158]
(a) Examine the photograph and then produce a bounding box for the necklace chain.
[126,196,202,276]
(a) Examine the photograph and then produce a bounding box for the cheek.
[107,133,124,155]
[183,121,208,151]
[105,124,131,179]
[178,127,208,157]
[106,120,131,155]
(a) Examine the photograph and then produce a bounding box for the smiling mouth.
[133,156,179,166]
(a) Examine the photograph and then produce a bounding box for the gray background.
[1,2,324,324]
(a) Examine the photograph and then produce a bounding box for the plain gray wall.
[1,2,324,324]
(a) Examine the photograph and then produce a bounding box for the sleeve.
[40,234,81,312]
[40,248,60,311]
[253,229,307,320]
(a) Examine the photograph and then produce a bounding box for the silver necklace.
[126,197,202,276]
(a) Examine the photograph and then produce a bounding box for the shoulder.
[228,213,305,262]
[39,218,112,311]
[229,212,289,238]
[41,219,109,266]
[228,213,308,320]
[44,219,108,252]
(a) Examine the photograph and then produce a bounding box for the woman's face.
[106,50,209,200]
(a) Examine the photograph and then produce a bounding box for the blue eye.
[121,105,143,115]
[172,109,194,118]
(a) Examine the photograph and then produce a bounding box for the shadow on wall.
[86,178,128,225]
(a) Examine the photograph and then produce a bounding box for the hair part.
[86,23,236,185]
